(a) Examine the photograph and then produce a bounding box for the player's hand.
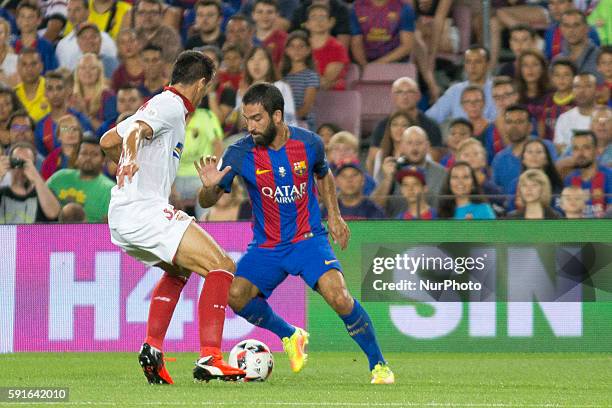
[195,155,231,188]
[116,155,139,188]
[328,214,350,250]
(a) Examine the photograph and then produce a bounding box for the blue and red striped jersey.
[218,126,329,248]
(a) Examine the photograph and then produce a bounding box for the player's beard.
[252,121,277,147]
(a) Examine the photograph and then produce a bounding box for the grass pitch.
[0,352,610,407]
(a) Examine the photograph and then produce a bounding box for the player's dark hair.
[438,161,485,219]
[170,50,216,85]
[465,44,490,62]
[243,82,284,119]
[572,130,597,146]
[550,57,577,76]
[449,117,474,134]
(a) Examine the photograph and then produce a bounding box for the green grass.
[0,352,610,407]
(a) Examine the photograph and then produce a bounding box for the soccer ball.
[228,339,274,382]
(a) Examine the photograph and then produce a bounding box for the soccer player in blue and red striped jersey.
[196,83,394,384]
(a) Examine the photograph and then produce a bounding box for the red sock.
[144,273,187,350]
[199,269,233,357]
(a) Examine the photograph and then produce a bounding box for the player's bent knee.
[330,293,354,316]
[228,282,249,312]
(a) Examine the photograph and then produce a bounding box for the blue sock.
[340,299,385,370]
[236,297,295,339]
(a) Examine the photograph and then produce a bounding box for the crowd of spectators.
[0,0,609,223]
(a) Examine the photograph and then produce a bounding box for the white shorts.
[109,202,193,266]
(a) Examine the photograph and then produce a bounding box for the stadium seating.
[314,90,362,140]
[353,63,417,135]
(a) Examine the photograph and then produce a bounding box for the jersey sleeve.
[115,98,179,139]
[311,133,330,178]
[217,146,239,193]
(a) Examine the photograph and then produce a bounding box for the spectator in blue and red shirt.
[13,1,58,73]
[538,58,576,140]
[544,0,600,61]
[564,130,612,218]
[440,118,473,170]
[35,70,92,157]
[349,0,415,66]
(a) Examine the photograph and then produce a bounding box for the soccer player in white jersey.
[100,51,246,384]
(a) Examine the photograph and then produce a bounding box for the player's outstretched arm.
[317,170,350,250]
[195,155,231,208]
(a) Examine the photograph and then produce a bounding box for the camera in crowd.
[395,156,409,170]
[9,157,25,169]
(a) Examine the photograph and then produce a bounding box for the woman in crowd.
[373,110,412,180]
[71,53,117,129]
[516,50,551,136]
[228,46,297,133]
[281,30,319,130]
[506,169,560,219]
[438,161,496,220]
[0,87,23,150]
[508,138,564,211]
[41,114,82,180]
[0,18,18,87]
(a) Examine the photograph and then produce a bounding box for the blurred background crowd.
[0,0,610,223]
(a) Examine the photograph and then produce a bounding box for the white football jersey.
[109,89,192,212]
